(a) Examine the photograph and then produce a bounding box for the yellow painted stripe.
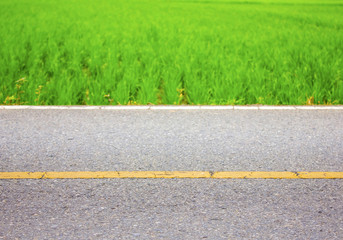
[0,171,343,179]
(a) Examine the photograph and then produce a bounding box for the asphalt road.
[1,108,343,239]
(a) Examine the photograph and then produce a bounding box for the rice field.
[0,0,342,105]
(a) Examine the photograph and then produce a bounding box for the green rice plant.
[0,0,342,105]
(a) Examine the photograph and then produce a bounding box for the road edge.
[1,105,343,110]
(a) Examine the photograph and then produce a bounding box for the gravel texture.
[1,109,343,172]
[1,109,343,239]
[1,179,343,240]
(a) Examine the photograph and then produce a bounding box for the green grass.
[0,0,342,105]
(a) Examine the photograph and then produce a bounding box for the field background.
[0,0,342,105]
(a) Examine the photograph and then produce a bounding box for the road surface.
[1,106,342,239]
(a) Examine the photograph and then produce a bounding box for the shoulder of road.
[1,105,343,110]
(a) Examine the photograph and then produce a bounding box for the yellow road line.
[0,171,343,179]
